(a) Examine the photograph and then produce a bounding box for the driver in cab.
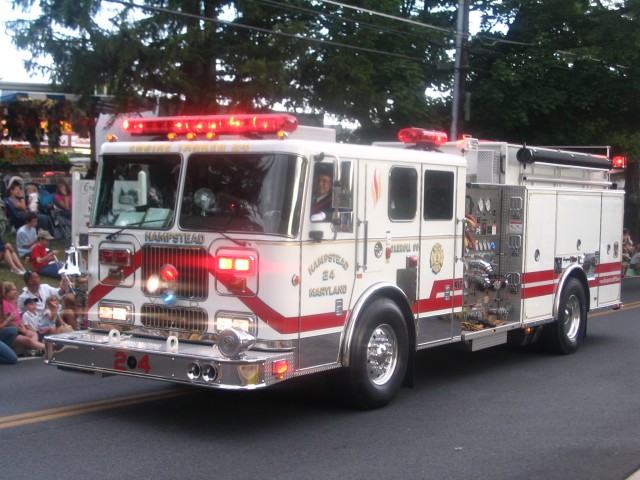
[310,164,333,222]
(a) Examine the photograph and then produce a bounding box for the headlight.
[215,312,257,336]
[146,274,161,294]
[98,302,133,323]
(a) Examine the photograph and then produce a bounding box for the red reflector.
[99,249,114,264]
[114,250,131,266]
[398,128,448,146]
[123,114,298,137]
[407,256,418,268]
[273,360,289,375]
[100,249,131,266]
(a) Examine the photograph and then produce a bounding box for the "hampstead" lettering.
[145,232,205,245]
[308,253,349,276]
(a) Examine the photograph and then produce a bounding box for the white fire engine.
[45,114,623,408]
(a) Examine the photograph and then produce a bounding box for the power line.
[103,0,630,77]
[105,0,432,64]
[314,0,456,35]
[248,0,451,49]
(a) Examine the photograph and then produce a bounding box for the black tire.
[542,278,587,354]
[344,297,409,409]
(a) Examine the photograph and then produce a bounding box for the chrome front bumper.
[44,331,295,389]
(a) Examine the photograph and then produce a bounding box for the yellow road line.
[0,389,193,429]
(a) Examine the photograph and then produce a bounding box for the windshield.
[179,153,305,236]
[93,154,181,228]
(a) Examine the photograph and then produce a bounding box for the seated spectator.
[2,282,43,351]
[21,297,43,338]
[0,324,19,364]
[25,184,39,213]
[0,234,26,275]
[5,182,51,231]
[2,282,44,351]
[4,182,27,229]
[0,296,39,365]
[16,212,39,260]
[622,228,635,276]
[18,270,69,315]
[53,180,72,219]
[628,245,640,276]
[40,295,73,334]
[30,230,62,279]
[61,293,82,330]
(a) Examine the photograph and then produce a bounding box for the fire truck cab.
[45,114,623,408]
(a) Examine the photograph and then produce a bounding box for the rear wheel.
[542,278,586,354]
[344,298,408,409]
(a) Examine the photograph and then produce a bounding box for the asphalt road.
[2,279,640,480]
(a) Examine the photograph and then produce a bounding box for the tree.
[465,0,640,235]
[7,0,457,141]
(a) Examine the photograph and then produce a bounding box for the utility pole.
[450,0,470,141]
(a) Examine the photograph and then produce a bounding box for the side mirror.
[330,211,353,233]
[309,230,324,242]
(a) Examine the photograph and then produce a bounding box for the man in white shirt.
[16,212,39,259]
[18,270,69,316]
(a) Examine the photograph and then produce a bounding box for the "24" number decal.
[113,351,151,374]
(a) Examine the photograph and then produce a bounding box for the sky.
[1,0,48,84]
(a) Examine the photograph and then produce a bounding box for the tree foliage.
[7,0,455,138]
[467,0,640,148]
[6,1,640,150]
[466,0,640,236]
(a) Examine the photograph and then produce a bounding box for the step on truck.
[45,114,623,408]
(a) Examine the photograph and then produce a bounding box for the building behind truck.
[48,114,622,409]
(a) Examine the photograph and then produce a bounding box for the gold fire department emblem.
[430,243,444,274]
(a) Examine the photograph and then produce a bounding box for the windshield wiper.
[106,219,171,241]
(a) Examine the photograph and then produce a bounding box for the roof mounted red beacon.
[398,128,448,149]
[123,114,298,139]
[612,156,627,169]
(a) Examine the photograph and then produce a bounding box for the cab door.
[416,166,463,346]
[298,158,358,371]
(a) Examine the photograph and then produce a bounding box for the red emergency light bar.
[398,128,448,146]
[123,114,298,137]
[613,156,628,169]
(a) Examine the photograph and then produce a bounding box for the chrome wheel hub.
[366,324,398,385]
[563,294,581,341]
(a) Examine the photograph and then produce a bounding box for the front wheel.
[542,278,587,354]
[344,298,409,409]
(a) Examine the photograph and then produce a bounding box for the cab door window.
[389,167,417,221]
[424,170,454,220]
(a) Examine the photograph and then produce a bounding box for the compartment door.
[598,193,623,306]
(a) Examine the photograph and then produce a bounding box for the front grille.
[140,304,208,333]
[141,245,209,300]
